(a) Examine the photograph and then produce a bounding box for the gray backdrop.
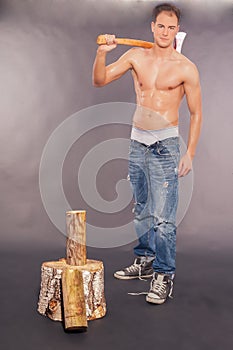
[0,0,232,251]
[1,1,233,349]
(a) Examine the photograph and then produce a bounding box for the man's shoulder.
[175,52,199,76]
[174,51,195,66]
[174,53,200,85]
[120,47,150,67]
[175,52,198,79]
[125,47,149,56]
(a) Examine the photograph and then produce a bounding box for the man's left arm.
[179,63,202,177]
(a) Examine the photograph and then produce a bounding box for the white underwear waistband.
[131,126,179,146]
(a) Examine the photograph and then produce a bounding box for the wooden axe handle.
[96,35,153,49]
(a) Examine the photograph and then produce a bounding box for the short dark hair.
[152,3,181,24]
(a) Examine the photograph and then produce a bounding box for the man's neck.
[152,43,174,60]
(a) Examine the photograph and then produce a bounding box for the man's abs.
[133,105,179,130]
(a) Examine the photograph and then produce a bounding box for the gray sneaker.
[146,272,174,304]
[114,257,154,280]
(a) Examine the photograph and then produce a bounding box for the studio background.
[0,1,232,349]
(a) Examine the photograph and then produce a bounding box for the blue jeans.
[128,137,180,275]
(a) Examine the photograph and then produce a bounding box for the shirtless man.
[93,3,202,304]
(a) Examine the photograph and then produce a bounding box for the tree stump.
[37,259,106,321]
[37,210,107,327]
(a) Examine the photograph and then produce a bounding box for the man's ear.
[151,21,155,33]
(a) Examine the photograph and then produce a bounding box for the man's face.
[151,11,179,48]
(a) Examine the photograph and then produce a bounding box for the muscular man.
[93,3,202,304]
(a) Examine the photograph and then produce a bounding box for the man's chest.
[132,58,184,91]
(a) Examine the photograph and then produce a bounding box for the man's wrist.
[186,149,195,160]
[97,47,107,55]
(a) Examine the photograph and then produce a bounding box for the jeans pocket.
[157,143,180,157]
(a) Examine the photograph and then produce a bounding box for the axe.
[96,32,187,53]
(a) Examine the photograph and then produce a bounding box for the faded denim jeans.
[128,137,180,275]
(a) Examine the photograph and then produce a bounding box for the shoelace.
[151,278,166,295]
[125,260,148,281]
[125,264,139,273]
[128,276,174,298]
[150,277,174,298]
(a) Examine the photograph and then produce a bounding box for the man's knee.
[155,219,176,236]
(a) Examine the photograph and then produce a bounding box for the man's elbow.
[92,77,106,87]
[92,80,105,87]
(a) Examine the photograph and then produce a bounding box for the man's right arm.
[92,35,133,87]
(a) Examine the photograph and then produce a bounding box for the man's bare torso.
[129,47,189,130]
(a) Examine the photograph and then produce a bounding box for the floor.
[1,240,233,350]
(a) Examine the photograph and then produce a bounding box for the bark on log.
[62,267,87,331]
[37,259,106,321]
[66,210,86,266]
[37,261,64,321]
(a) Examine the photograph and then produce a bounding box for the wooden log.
[37,259,106,321]
[62,267,87,331]
[66,210,86,266]
[64,210,87,330]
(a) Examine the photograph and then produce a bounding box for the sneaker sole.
[146,295,166,304]
[114,273,153,280]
